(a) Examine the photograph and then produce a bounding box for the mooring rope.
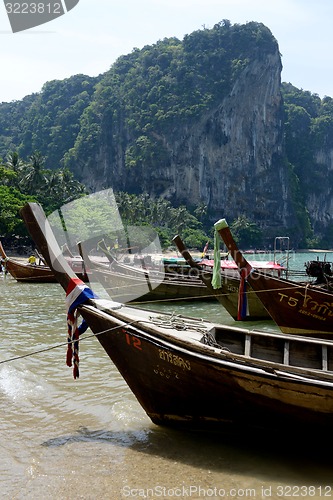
[0,321,137,366]
[0,312,213,367]
[151,312,211,334]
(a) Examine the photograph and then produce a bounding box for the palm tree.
[6,151,24,173]
[19,151,50,195]
[46,167,87,210]
[0,151,24,187]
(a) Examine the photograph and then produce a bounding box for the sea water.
[0,252,332,499]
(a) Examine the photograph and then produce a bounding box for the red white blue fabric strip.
[237,268,249,320]
[66,277,97,313]
[65,278,98,379]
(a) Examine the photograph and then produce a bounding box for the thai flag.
[65,278,98,379]
[66,277,97,313]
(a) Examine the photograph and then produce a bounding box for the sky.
[0,0,333,103]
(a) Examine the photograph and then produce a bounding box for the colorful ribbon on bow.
[65,278,98,378]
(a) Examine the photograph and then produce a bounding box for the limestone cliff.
[159,51,291,230]
[67,22,300,240]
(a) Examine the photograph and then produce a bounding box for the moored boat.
[0,239,88,283]
[0,240,57,282]
[78,241,219,303]
[19,201,333,434]
[215,218,333,338]
[93,238,274,317]
[173,235,270,320]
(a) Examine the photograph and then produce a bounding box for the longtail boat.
[90,238,276,316]
[78,240,220,303]
[0,240,57,282]
[18,201,333,434]
[173,235,270,320]
[0,239,88,283]
[215,218,333,338]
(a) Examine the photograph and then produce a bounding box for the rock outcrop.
[76,32,298,238]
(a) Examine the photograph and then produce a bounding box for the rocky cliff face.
[306,149,333,236]
[63,25,302,242]
[117,49,298,235]
[170,52,290,226]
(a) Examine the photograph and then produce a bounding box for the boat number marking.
[125,332,142,350]
[278,291,333,321]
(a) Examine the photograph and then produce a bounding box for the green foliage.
[281,83,333,246]
[311,114,333,149]
[0,150,88,240]
[2,25,333,247]
[282,83,321,117]
[285,162,313,247]
[282,83,333,194]
[181,229,211,250]
[317,221,333,249]
[115,192,209,249]
[0,74,99,171]
[230,215,263,249]
[47,191,122,248]
[0,185,35,237]
[284,103,312,168]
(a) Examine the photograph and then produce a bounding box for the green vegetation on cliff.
[64,20,278,185]
[0,22,333,247]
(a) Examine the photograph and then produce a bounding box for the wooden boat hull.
[199,273,269,319]
[82,243,220,302]
[86,246,270,315]
[78,303,333,431]
[172,236,270,320]
[89,266,220,303]
[215,219,333,337]
[89,260,270,316]
[0,240,88,283]
[236,272,333,336]
[3,257,89,283]
[2,256,57,282]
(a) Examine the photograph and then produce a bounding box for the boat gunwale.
[80,301,333,384]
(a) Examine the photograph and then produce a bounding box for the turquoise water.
[0,255,333,498]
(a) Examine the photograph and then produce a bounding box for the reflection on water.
[1,260,333,498]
